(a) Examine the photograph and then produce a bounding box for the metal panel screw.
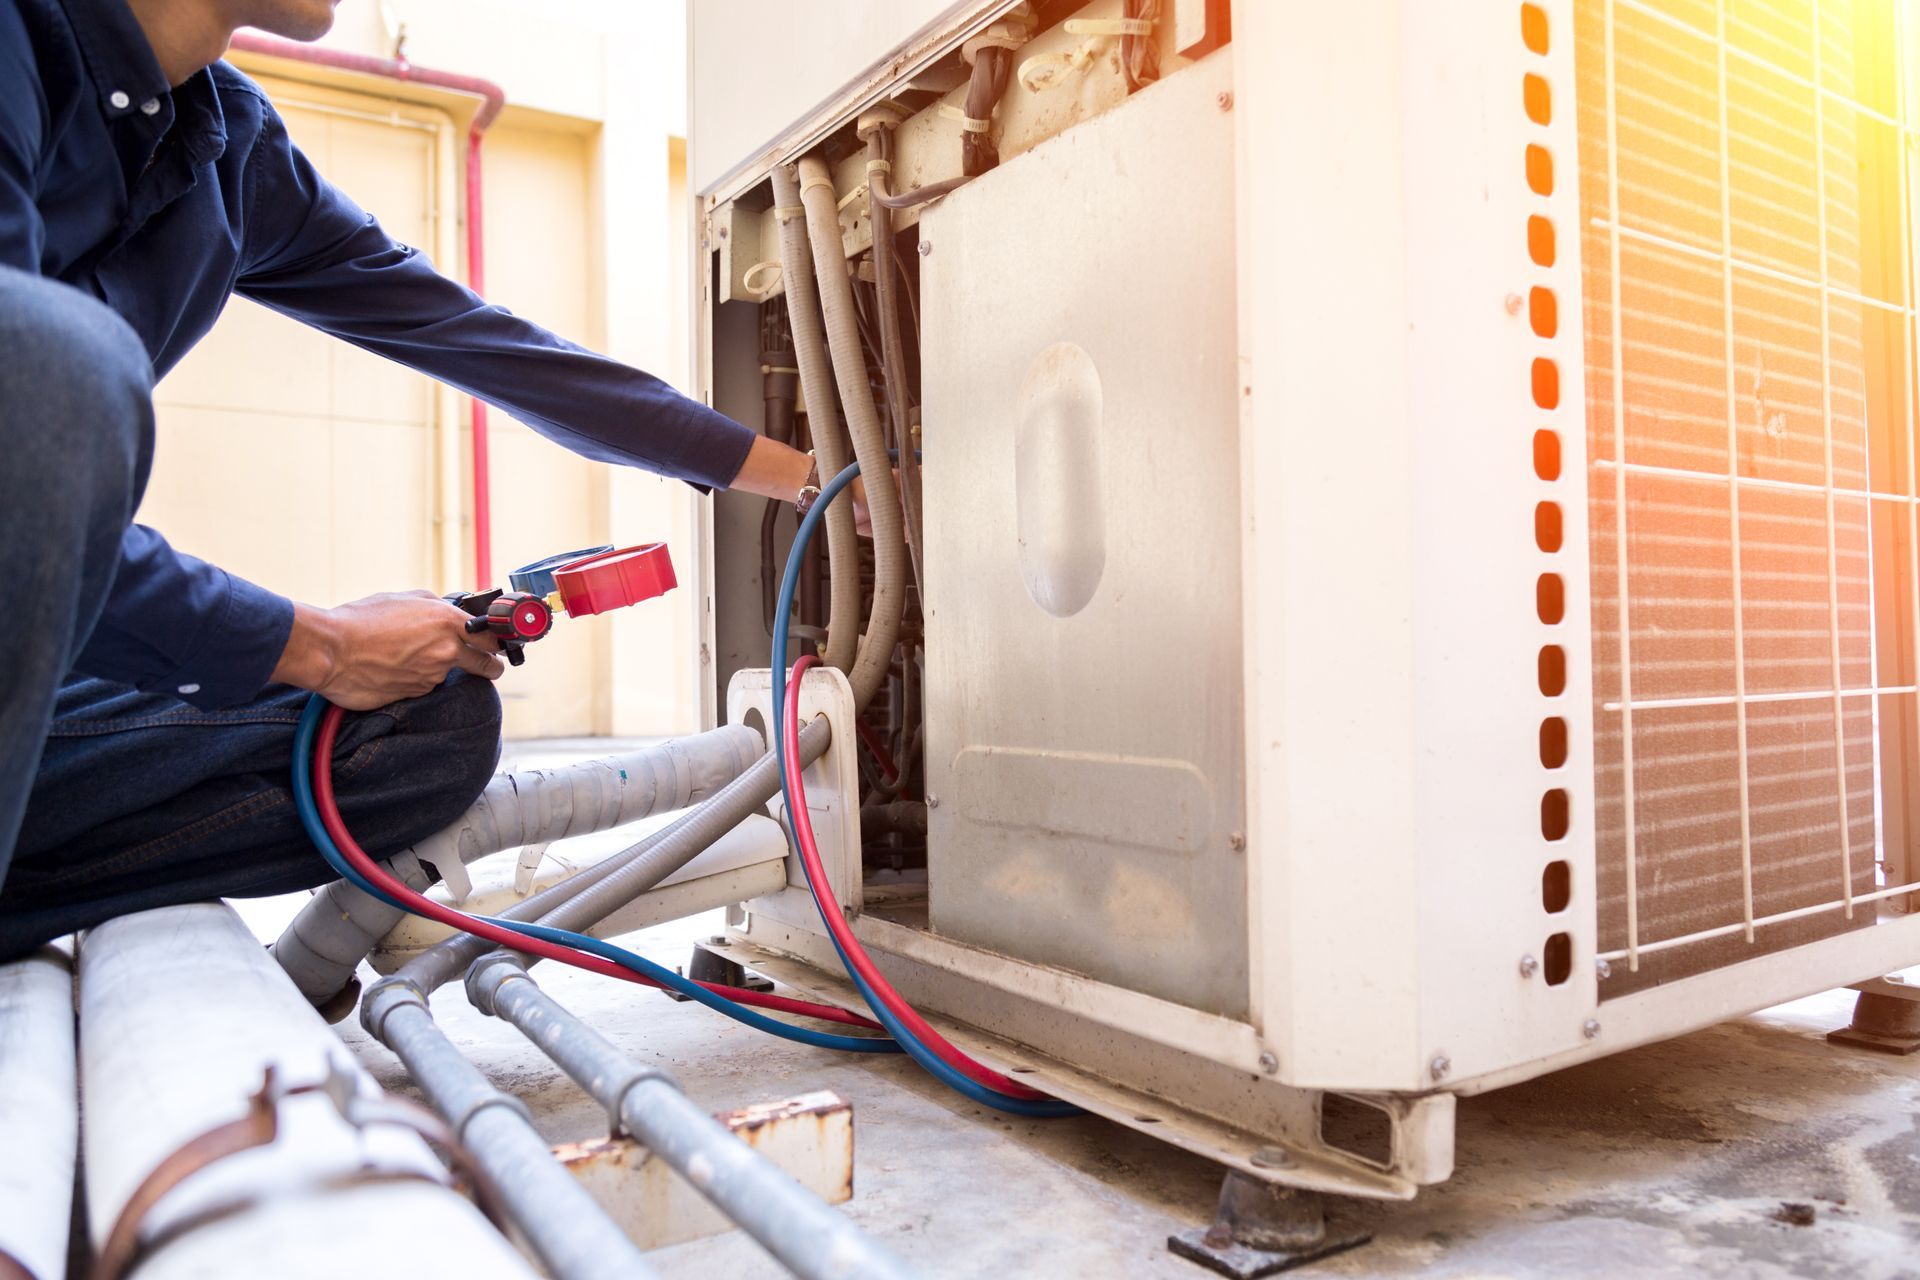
[1249,1146,1290,1169]
[926,794,939,809]
[1595,957,1613,980]
[1505,291,1525,315]
[1429,1054,1451,1081]
[708,935,728,946]
[1518,953,1539,979]
[1216,90,1234,111]
[1229,832,1247,851]
[1257,1051,1279,1075]
[918,241,933,257]
[1582,1018,1601,1039]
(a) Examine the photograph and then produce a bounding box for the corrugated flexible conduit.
[796,155,909,709]
[769,164,861,676]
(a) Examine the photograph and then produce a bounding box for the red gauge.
[552,543,677,617]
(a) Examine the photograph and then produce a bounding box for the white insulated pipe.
[797,154,909,710]
[80,904,536,1279]
[273,725,765,1003]
[0,946,77,1280]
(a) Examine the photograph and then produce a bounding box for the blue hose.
[771,465,1082,1118]
[291,696,897,1055]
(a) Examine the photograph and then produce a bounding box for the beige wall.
[141,4,705,739]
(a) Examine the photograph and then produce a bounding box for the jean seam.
[47,708,307,738]
[18,733,392,894]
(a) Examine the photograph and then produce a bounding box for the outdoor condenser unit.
[689,0,1920,1198]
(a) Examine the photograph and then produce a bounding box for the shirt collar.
[57,0,172,123]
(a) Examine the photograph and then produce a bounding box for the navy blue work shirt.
[1,0,757,708]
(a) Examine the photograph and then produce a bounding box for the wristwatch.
[794,453,822,518]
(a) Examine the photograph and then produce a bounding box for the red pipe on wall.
[228,33,507,587]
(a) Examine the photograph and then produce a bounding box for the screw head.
[917,240,933,257]
[1229,832,1247,852]
[718,225,729,239]
[1257,1051,1279,1075]
[1582,1018,1601,1040]
[1595,957,1613,981]
[925,794,940,809]
[708,935,728,946]
[1429,1053,1451,1081]
[1505,291,1525,315]
[1518,953,1539,979]
[1249,1146,1290,1169]
[1216,90,1234,111]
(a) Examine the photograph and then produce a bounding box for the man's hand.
[729,434,887,537]
[271,591,506,711]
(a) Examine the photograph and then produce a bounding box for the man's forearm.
[728,434,814,503]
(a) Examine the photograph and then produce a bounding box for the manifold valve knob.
[484,592,553,642]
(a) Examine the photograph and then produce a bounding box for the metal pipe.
[80,905,537,1279]
[273,725,764,1005]
[0,947,75,1280]
[227,34,505,585]
[467,957,912,1280]
[359,979,658,1279]
[393,717,830,996]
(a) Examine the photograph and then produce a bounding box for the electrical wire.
[291,695,897,1054]
[771,461,1080,1118]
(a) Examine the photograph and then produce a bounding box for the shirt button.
[177,683,202,695]
[109,90,130,109]
[140,99,161,115]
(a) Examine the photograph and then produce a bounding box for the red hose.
[311,704,880,1029]
[781,657,1051,1099]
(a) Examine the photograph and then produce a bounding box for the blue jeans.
[0,268,502,961]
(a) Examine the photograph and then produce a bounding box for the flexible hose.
[771,463,1079,1117]
[796,154,908,711]
[291,697,893,1052]
[768,164,860,675]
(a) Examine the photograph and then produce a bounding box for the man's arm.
[234,89,781,495]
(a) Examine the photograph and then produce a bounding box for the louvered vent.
[1576,0,1918,994]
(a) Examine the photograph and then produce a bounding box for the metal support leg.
[670,937,772,1002]
[1168,1171,1370,1279]
[1827,976,1920,1055]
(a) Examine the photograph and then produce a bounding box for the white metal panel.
[0,947,75,1280]
[920,52,1249,1017]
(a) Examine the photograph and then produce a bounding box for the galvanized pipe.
[395,718,831,996]
[274,725,764,1004]
[467,956,912,1280]
[359,979,658,1279]
[0,946,75,1280]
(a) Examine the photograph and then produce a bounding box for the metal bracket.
[1168,1172,1371,1278]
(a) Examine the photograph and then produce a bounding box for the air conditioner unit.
[688,0,1920,1202]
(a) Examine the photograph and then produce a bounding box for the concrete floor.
[235,743,1920,1280]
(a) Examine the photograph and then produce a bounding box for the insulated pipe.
[227,34,505,586]
[0,947,75,1280]
[393,718,832,997]
[273,725,764,1004]
[467,956,912,1280]
[359,981,659,1280]
[769,164,861,675]
[78,905,538,1280]
[796,155,908,710]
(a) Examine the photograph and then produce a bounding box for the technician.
[0,0,835,960]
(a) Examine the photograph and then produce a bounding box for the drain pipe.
[272,726,763,1006]
[0,947,76,1280]
[79,905,541,1279]
[467,955,912,1280]
[227,34,505,586]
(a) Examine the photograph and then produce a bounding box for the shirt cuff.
[152,573,296,709]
